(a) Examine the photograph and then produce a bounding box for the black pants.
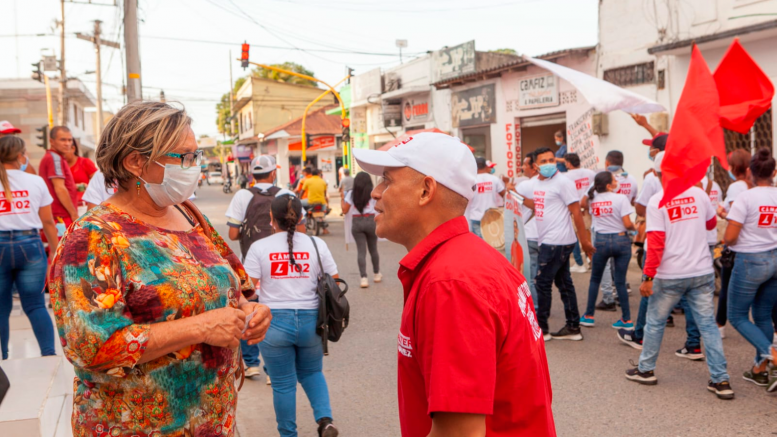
[352,216,380,278]
[536,243,580,332]
[716,261,734,327]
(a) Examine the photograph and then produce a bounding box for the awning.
[648,19,777,55]
[378,128,474,152]
[289,135,337,152]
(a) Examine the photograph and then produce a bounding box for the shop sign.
[313,136,335,150]
[383,102,402,128]
[352,67,383,102]
[434,40,476,81]
[519,73,559,109]
[402,96,430,125]
[451,84,496,128]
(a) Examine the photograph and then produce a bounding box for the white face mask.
[139,162,200,207]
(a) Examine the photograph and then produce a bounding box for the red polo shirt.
[38,150,77,219]
[397,216,556,437]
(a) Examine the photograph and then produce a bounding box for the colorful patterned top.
[50,203,253,437]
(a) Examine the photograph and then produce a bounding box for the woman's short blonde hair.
[96,101,192,190]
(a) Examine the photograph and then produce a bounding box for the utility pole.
[124,0,142,103]
[229,50,235,137]
[76,21,119,137]
[58,0,66,125]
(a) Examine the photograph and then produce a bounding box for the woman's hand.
[240,302,272,346]
[200,307,246,349]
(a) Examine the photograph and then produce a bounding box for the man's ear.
[419,176,437,207]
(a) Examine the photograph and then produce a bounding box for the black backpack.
[238,186,281,259]
[309,235,350,354]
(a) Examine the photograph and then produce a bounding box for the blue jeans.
[591,230,614,303]
[585,233,632,320]
[528,240,539,311]
[536,243,579,332]
[469,220,482,238]
[639,274,729,383]
[241,339,261,368]
[0,232,56,360]
[571,240,583,266]
[260,309,333,437]
[727,250,777,366]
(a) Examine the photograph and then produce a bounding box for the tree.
[215,76,247,136]
[490,48,518,56]
[252,62,318,87]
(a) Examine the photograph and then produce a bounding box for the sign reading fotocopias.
[519,73,559,109]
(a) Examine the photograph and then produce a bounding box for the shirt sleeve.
[37,177,54,207]
[344,191,353,206]
[82,173,106,205]
[243,243,263,280]
[726,192,748,224]
[495,177,506,193]
[315,238,338,276]
[83,158,98,178]
[415,280,497,415]
[635,175,655,207]
[225,189,251,227]
[559,177,579,205]
[620,194,635,217]
[516,180,533,200]
[645,197,665,233]
[49,219,150,373]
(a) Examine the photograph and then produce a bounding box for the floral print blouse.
[50,203,253,437]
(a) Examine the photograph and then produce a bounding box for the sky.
[0,0,599,137]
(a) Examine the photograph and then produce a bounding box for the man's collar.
[399,216,469,271]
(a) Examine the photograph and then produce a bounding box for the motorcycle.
[222,179,233,194]
[304,203,330,236]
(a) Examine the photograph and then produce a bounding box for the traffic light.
[341,119,351,145]
[241,42,250,69]
[305,134,313,151]
[35,125,49,149]
[31,62,43,83]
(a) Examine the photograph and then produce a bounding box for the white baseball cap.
[0,121,21,134]
[251,155,278,174]
[654,151,665,173]
[353,132,477,201]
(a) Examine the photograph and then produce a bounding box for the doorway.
[519,114,566,161]
[461,126,492,160]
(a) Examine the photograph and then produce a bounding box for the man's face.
[534,151,555,172]
[513,221,519,240]
[371,167,422,242]
[555,134,563,145]
[50,129,73,155]
[522,158,535,177]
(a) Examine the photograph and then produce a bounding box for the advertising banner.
[504,191,531,281]
[433,40,476,81]
[402,96,431,125]
[452,84,496,128]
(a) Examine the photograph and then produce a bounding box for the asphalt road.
[193,183,777,437]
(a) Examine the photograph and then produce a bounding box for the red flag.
[659,45,728,208]
[714,39,774,134]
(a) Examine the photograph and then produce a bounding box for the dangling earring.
[136,180,141,196]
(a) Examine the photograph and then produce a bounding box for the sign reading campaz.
[519,73,559,109]
[452,84,496,128]
[402,96,430,125]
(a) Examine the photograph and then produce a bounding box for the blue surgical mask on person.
[728,170,736,181]
[19,156,29,172]
[607,165,621,173]
[539,163,557,178]
[648,149,655,161]
[489,168,496,175]
[555,141,562,146]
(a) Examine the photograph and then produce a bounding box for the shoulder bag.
[309,235,350,355]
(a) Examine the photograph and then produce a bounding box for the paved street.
[194,183,777,437]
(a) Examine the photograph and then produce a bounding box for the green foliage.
[252,62,318,87]
[490,48,518,55]
[215,77,247,135]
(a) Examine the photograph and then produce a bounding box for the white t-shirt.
[344,191,377,215]
[243,232,338,310]
[465,173,505,222]
[0,170,53,231]
[529,173,579,246]
[701,177,722,245]
[723,180,748,212]
[614,172,639,204]
[726,187,777,253]
[646,186,715,279]
[564,168,596,201]
[81,171,117,205]
[225,183,296,227]
[589,191,634,234]
[516,177,538,241]
[636,172,662,208]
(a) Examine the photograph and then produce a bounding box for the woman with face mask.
[579,171,636,329]
[48,101,272,436]
[0,136,59,360]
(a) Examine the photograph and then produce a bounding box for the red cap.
[0,121,21,134]
[486,160,497,168]
[642,132,668,147]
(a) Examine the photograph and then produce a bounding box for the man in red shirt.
[354,132,556,437]
[38,126,78,227]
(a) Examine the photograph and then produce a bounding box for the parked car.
[207,172,224,185]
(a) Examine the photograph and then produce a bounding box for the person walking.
[38,126,79,228]
[63,140,97,212]
[353,132,556,436]
[563,153,595,273]
[723,148,777,391]
[465,157,506,238]
[626,153,733,400]
[243,195,340,437]
[516,153,540,311]
[579,171,635,329]
[338,167,354,198]
[0,136,59,360]
[342,172,381,288]
[523,147,594,341]
[553,130,568,173]
[49,101,272,436]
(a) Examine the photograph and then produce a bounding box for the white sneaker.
[245,366,261,378]
[570,264,588,273]
[543,333,552,342]
[360,277,369,288]
[374,273,383,283]
[719,325,726,339]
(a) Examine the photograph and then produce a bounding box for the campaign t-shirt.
[530,173,579,246]
[726,187,777,253]
[225,184,296,228]
[646,186,715,279]
[589,191,634,234]
[516,177,538,241]
[38,150,77,218]
[563,168,596,201]
[614,172,639,204]
[344,191,377,215]
[243,232,338,309]
[701,177,722,245]
[465,173,505,222]
[81,171,117,206]
[723,180,748,212]
[0,170,53,230]
[636,172,662,208]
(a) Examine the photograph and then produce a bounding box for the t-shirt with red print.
[726,186,777,253]
[701,177,722,245]
[397,216,556,437]
[38,150,77,218]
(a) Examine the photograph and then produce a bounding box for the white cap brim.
[353,149,404,176]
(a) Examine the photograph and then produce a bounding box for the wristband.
[642,275,653,282]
